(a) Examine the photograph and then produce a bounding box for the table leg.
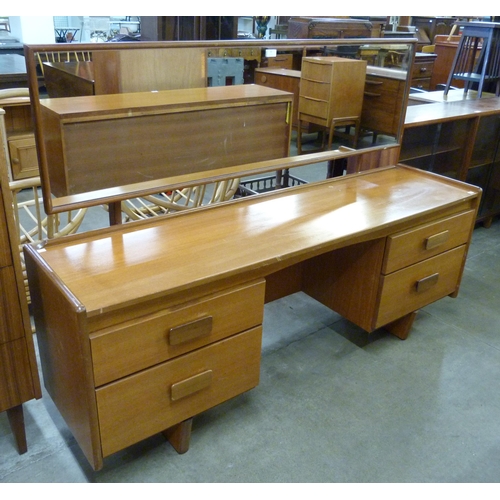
[384,311,417,340]
[6,404,28,454]
[162,418,193,454]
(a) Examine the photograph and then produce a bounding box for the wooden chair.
[121,179,241,222]
[9,177,87,303]
[36,50,92,76]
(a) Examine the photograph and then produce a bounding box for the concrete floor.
[1,209,500,483]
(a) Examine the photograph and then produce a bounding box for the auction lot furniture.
[0,109,41,454]
[400,92,500,226]
[25,161,480,470]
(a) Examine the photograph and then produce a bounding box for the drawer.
[412,61,434,80]
[364,76,402,95]
[8,135,39,180]
[376,245,466,328]
[300,79,331,102]
[301,61,331,83]
[411,78,431,91]
[96,326,262,457]
[263,53,294,69]
[90,280,265,386]
[299,96,329,121]
[382,210,475,274]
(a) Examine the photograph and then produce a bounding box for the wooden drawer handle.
[425,230,449,250]
[365,79,383,85]
[171,370,213,401]
[169,316,213,346]
[364,91,382,97]
[415,273,439,293]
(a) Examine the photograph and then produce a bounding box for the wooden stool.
[444,21,500,98]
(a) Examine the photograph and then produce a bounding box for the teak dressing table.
[25,164,480,470]
[21,40,479,471]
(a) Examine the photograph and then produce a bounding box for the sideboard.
[24,164,481,470]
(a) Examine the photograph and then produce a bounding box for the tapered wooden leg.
[162,418,193,454]
[6,404,28,454]
[384,311,417,340]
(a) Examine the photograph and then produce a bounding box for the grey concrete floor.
[1,215,500,483]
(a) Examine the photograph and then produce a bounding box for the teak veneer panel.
[40,85,292,197]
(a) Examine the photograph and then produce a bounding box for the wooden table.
[43,61,94,98]
[25,164,480,470]
[0,54,28,90]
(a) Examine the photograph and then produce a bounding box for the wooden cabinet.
[400,95,500,225]
[0,109,41,454]
[24,165,480,470]
[297,56,366,151]
[0,96,39,180]
[287,17,373,39]
[39,85,292,198]
[361,66,407,138]
[411,53,437,91]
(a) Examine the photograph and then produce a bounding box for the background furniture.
[0,54,28,90]
[444,21,500,98]
[39,85,292,203]
[411,52,438,90]
[24,162,480,470]
[0,90,38,181]
[287,17,373,39]
[297,56,367,153]
[400,93,500,227]
[361,66,407,140]
[0,108,41,454]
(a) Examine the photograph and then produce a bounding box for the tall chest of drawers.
[0,109,41,453]
[297,56,367,152]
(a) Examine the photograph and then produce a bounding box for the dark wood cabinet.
[141,16,237,41]
[400,94,500,226]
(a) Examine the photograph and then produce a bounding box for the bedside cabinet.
[411,53,438,91]
[297,56,367,153]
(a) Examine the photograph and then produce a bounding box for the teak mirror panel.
[24,39,416,215]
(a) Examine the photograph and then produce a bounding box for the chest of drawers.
[361,67,408,138]
[411,53,438,91]
[0,111,41,453]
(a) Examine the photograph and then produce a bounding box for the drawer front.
[96,327,262,457]
[299,96,329,120]
[263,54,294,69]
[411,78,431,91]
[301,61,331,83]
[300,79,331,103]
[364,76,402,95]
[376,245,466,328]
[412,61,434,79]
[383,210,475,274]
[90,280,265,386]
[8,136,39,180]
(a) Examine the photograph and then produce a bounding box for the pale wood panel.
[93,48,207,94]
